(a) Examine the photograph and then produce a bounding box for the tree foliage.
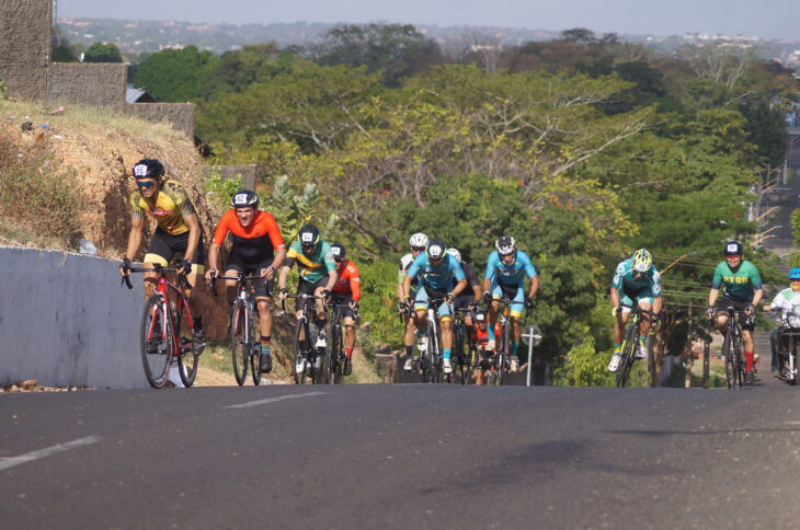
[134,46,219,102]
[83,42,123,63]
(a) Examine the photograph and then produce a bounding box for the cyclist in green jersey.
[707,240,763,385]
[278,224,338,341]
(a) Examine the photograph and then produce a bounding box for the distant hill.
[57,17,800,68]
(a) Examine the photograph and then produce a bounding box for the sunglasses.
[136,181,156,189]
[411,246,426,252]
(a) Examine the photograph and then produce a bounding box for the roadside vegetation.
[121,25,798,386]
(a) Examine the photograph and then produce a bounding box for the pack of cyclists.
[119,157,773,387]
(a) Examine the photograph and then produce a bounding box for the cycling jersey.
[457,262,481,296]
[286,240,336,284]
[130,180,197,236]
[612,259,662,297]
[768,288,800,317]
[484,250,538,285]
[332,259,361,301]
[711,260,762,302]
[407,253,465,291]
[399,253,421,293]
[212,209,285,263]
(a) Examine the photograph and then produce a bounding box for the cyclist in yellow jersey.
[119,159,207,355]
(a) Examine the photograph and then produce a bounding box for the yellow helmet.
[631,248,652,273]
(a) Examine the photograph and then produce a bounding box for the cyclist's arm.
[451,278,467,298]
[270,247,287,277]
[266,215,286,273]
[472,283,481,302]
[527,275,539,299]
[610,286,621,309]
[349,266,362,302]
[182,213,201,263]
[207,243,221,274]
[124,215,145,262]
[708,288,720,308]
[325,269,338,292]
[402,274,414,301]
[653,295,663,314]
[752,288,764,309]
[278,258,295,291]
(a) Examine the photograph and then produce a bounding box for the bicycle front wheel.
[330,320,344,384]
[230,301,248,386]
[498,322,511,386]
[175,303,198,388]
[140,295,172,389]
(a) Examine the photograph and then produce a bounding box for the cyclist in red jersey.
[205,190,286,373]
[330,244,361,376]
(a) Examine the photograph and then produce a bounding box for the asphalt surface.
[2,377,800,529]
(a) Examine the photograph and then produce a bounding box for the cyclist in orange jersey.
[330,243,361,376]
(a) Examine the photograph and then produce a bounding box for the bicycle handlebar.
[120,264,191,290]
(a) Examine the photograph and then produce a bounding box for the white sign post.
[521,325,543,387]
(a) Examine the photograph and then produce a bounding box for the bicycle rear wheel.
[732,330,744,389]
[249,306,262,386]
[330,319,344,384]
[498,322,510,386]
[792,336,800,386]
[140,295,172,388]
[230,301,248,386]
[293,319,309,384]
[175,303,198,388]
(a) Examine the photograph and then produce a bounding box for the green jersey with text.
[711,260,762,301]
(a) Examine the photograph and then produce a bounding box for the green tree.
[83,42,123,63]
[134,46,220,102]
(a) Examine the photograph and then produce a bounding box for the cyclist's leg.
[487,277,504,347]
[413,287,430,332]
[253,265,275,372]
[715,297,734,337]
[143,230,175,297]
[439,300,455,372]
[635,293,654,359]
[508,283,525,370]
[741,306,756,377]
[609,294,633,371]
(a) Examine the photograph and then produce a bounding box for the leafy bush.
[0,137,81,244]
[203,170,241,213]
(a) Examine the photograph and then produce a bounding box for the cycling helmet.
[427,238,447,260]
[132,159,165,179]
[231,189,259,208]
[298,224,321,251]
[724,241,743,256]
[495,236,516,256]
[331,243,346,262]
[409,232,429,249]
[446,248,461,264]
[790,268,800,280]
[631,248,653,273]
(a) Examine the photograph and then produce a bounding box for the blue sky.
[58,0,800,40]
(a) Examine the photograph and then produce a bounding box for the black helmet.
[723,241,743,256]
[298,224,321,251]
[231,189,259,208]
[427,238,447,260]
[331,243,346,262]
[132,159,165,179]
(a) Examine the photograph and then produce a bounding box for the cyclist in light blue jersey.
[482,236,539,371]
[402,238,467,374]
[608,248,663,372]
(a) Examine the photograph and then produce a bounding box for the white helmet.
[409,232,429,248]
[495,236,516,256]
[446,248,461,263]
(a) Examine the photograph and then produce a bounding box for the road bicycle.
[712,308,749,389]
[774,309,800,385]
[615,305,657,388]
[483,297,520,386]
[212,272,264,386]
[327,300,358,384]
[452,306,478,385]
[400,297,448,383]
[123,264,200,389]
[282,293,329,385]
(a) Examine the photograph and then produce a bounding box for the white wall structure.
[0,246,148,388]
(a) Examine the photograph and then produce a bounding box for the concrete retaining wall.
[123,103,196,138]
[47,63,128,106]
[0,246,148,389]
[0,0,51,100]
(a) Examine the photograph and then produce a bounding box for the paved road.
[3,383,800,529]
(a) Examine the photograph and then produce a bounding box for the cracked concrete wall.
[47,63,128,106]
[0,0,52,100]
[0,247,148,389]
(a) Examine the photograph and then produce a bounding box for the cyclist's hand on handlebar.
[745,303,755,315]
[350,300,359,311]
[205,268,217,282]
[445,293,455,305]
[177,258,192,275]
[261,265,276,280]
[482,291,492,304]
[525,297,535,310]
[319,289,331,301]
[119,257,131,276]
[706,306,715,320]
[279,287,288,300]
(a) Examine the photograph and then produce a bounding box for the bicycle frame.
[615,305,656,388]
[718,308,746,390]
[147,272,194,361]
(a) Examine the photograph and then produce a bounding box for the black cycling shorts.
[296,277,328,313]
[717,296,755,331]
[146,229,206,267]
[225,254,274,298]
[331,292,355,320]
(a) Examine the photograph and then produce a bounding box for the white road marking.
[225,392,329,410]
[0,436,100,472]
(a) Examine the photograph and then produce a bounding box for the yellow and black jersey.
[130,180,197,236]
